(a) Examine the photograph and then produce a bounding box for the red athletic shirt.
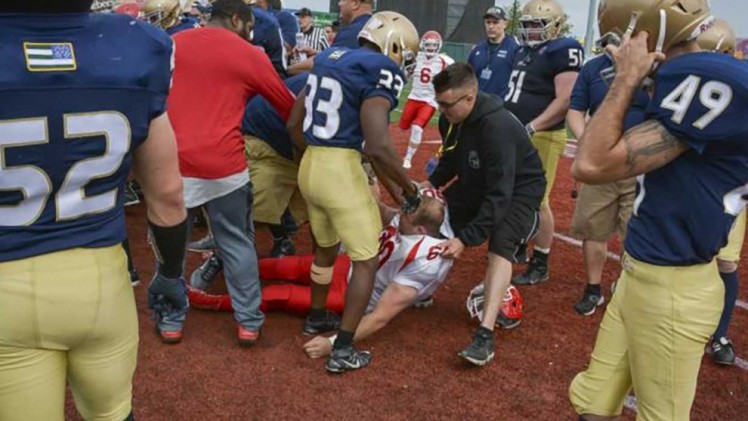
[168,27,294,179]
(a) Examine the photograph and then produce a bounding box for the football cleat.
[466,283,524,330]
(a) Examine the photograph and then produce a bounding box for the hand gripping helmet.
[697,19,736,55]
[420,30,443,58]
[142,0,182,30]
[358,11,420,68]
[598,0,713,54]
[518,0,565,47]
[467,283,524,329]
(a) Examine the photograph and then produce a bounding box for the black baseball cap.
[484,6,507,20]
[295,7,312,17]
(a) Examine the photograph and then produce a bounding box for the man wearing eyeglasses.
[421,63,546,366]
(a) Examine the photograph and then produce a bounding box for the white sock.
[405,125,423,160]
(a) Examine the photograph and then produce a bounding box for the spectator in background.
[295,7,330,58]
[167,0,295,345]
[245,1,287,77]
[248,0,299,48]
[324,23,335,45]
[467,6,518,98]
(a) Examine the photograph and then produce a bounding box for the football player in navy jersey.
[142,0,201,36]
[0,1,188,420]
[507,0,584,287]
[569,1,748,419]
[288,11,421,373]
[697,19,745,367]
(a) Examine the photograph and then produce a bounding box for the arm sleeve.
[141,23,174,119]
[245,48,295,121]
[279,13,299,47]
[569,66,590,112]
[457,113,520,247]
[428,117,458,188]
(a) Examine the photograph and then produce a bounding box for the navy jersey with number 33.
[625,53,748,265]
[0,13,172,262]
[304,47,404,150]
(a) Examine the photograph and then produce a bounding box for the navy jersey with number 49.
[304,47,404,151]
[0,13,172,262]
[625,52,748,266]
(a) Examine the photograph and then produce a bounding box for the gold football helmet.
[598,0,713,53]
[358,11,419,68]
[518,0,565,46]
[142,0,182,30]
[698,19,736,55]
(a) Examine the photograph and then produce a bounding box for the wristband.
[148,218,188,279]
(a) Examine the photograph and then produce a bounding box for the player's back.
[0,13,172,262]
[304,47,404,151]
[626,52,748,266]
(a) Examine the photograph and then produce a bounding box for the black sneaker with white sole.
[326,345,372,373]
[512,257,549,286]
[412,296,434,308]
[574,285,605,316]
[710,337,736,366]
[303,311,341,335]
[496,313,521,330]
[458,328,496,366]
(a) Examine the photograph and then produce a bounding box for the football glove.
[148,273,189,330]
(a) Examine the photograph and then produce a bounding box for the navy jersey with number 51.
[625,52,748,266]
[0,13,172,262]
[304,47,404,151]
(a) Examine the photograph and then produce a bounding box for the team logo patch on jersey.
[23,42,77,72]
[468,150,481,169]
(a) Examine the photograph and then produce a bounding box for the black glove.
[401,183,422,214]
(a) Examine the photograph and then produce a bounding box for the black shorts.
[452,202,540,263]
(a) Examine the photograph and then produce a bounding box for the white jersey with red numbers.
[408,52,455,108]
[366,206,454,313]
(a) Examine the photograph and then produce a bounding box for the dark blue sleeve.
[569,64,590,112]
[645,55,748,153]
[277,11,299,47]
[138,22,174,119]
[549,39,584,75]
[358,57,404,110]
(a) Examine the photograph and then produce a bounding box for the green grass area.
[392,81,441,127]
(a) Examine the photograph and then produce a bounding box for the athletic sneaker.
[237,325,260,347]
[326,345,372,373]
[129,268,141,287]
[270,236,296,258]
[458,328,496,366]
[512,257,549,285]
[574,285,605,316]
[303,311,341,335]
[711,337,736,366]
[190,254,223,291]
[187,235,215,252]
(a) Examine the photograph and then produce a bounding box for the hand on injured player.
[303,335,334,359]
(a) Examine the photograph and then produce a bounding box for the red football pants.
[187,255,351,316]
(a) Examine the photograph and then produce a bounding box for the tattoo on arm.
[622,120,689,177]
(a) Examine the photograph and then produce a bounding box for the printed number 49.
[661,75,732,129]
[0,113,129,226]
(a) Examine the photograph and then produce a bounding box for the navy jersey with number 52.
[0,13,173,262]
[625,52,748,266]
[304,47,404,151]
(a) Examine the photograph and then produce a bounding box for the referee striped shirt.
[303,26,330,53]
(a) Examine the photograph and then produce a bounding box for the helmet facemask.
[518,16,560,47]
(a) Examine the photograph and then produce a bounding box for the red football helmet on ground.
[467,283,524,330]
[420,30,443,58]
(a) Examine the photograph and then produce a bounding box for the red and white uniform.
[368,213,453,312]
[398,53,454,130]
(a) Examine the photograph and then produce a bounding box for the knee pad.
[410,125,423,144]
[310,264,334,285]
[717,259,738,274]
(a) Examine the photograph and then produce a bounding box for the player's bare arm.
[287,92,307,158]
[361,97,418,199]
[132,113,186,226]
[529,71,577,132]
[572,32,686,184]
[566,108,586,141]
[303,283,418,359]
[287,56,314,76]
